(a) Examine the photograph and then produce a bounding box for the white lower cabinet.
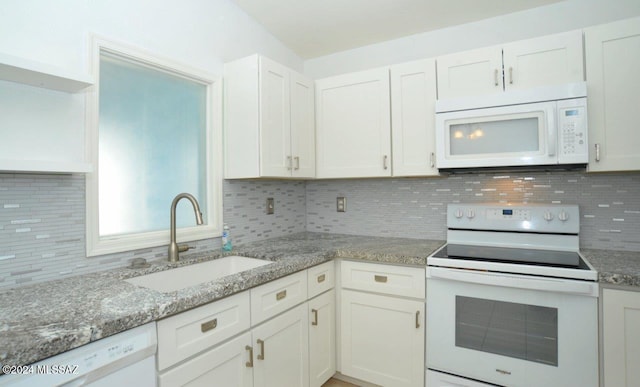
[602,288,640,387]
[158,332,253,387]
[251,303,310,387]
[309,289,336,387]
[156,263,336,387]
[339,260,425,387]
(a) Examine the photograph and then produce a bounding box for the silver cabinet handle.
[509,67,513,84]
[494,69,499,86]
[416,311,421,329]
[294,156,300,170]
[257,339,265,360]
[374,275,388,283]
[286,156,292,170]
[201,318,217,333]
[245,345,253,367]
[311,309,318,326]
[595,143,601,162]
[383,155,388,170]
[430,152,435,168]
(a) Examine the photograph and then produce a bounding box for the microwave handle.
[547,109,557,157]
[427,267,597,296]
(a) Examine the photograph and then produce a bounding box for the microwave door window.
[449,116,541,156]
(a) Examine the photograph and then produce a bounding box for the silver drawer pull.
[201,318,217,333]
[317,274,326,283]
[257,339,265,360]
[276,290,287,300]
[374,275,388,283]
[245,345,253,368]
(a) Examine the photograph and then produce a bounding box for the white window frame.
[85,36,223,257]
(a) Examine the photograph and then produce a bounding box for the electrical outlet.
[266,198,275,215]
[337,197,346,212]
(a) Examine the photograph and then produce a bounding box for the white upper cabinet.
[0,53,93,174]
[437,30,584,99]
[315,68,392,178]
[290,72,316,178]
[436,46,503,98]
[585,17,640,172]
[502,30,584,91]
[390,59,439,176]
[224,55,315,179]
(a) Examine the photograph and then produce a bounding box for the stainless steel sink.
[125,256,273,292]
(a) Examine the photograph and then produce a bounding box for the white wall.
[304,0,640,79]
[0,0,303,75]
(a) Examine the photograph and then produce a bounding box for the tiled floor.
[321,378,359,387]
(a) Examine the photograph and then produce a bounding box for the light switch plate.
[266,198,274,215]
[337,197,346,212]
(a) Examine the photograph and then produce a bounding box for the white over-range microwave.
[435,82,588,169]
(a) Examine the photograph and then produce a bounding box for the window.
[86,37,222,256]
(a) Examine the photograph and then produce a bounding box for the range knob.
[558,211,570,221]
[466,209,475,219]
[454,209,464,219]
[543,212,554,221]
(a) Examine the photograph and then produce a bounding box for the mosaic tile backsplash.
[1,170,639,289]
[0,175,305,289]
[306,171,640,251]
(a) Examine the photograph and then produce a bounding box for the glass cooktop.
[432,244,590,270]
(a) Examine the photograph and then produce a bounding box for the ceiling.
[231,0,564,59]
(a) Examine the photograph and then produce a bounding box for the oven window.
[455,296,558,366]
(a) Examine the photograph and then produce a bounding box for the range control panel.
[448,203,580,234]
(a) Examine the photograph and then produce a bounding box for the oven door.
[426,267,598,387]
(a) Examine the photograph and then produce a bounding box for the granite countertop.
[0,232,444,368]
[2,232,639,370]
[582,248,640,287]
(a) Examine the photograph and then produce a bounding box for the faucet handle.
[178,244,193,253]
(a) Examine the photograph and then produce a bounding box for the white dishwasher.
[0,322,157,387]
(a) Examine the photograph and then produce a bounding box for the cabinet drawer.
[158,331,253,387]
[157,291,250,370]
[308,261,335,299]
[340,260,425,299]
[251,271,308,325]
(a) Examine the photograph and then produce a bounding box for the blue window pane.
[99,53,207,236]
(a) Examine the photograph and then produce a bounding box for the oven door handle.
[427,267,598,296]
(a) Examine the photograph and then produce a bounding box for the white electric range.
[426,203,598,387]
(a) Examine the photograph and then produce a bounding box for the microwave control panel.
[558,97,588,163]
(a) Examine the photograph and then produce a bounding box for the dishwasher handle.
[427,267,598,297]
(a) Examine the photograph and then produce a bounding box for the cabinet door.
[341,290,424,387]
[259,56,291,177]
[603,288,640,387]
[158,332,253,387]
[309,289,336,387]
[585,17,640,172]
[502,30,584,91]
[390,59,439,176]
[290,72,316,178]
[252,303,310,387]
[436,46,503,99]
[315,68,392,178]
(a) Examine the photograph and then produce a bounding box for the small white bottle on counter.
[222,224,232,252]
